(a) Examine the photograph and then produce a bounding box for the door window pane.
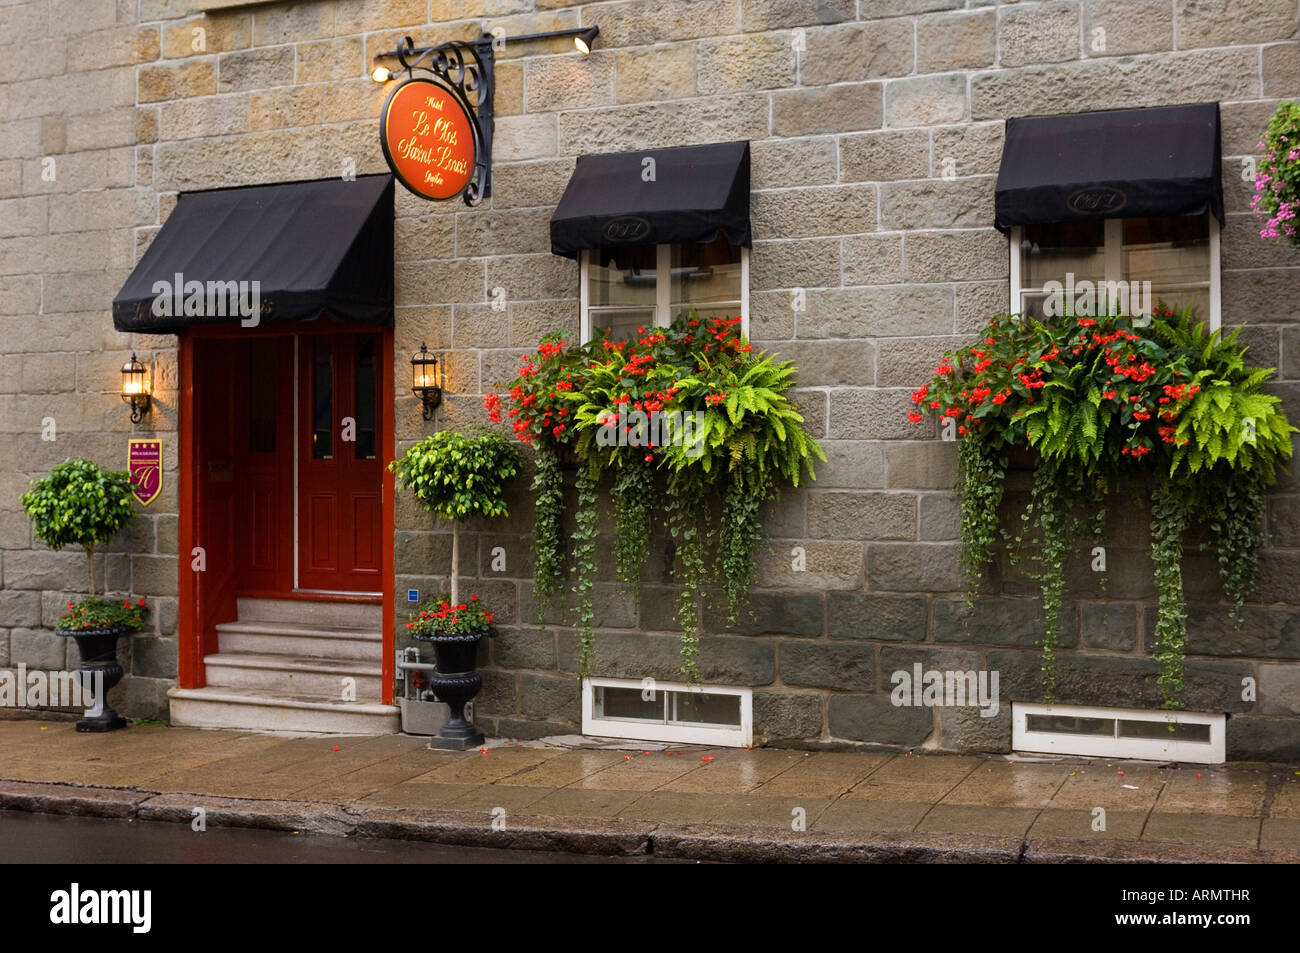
[1022,219,1105,289]
[1122,215,1210,287]
[248,342,277,454]
[590,245,657,308]
[354,337,376,460]
[311,338,332,460]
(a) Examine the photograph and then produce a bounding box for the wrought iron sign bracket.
[383,36,496,205]
[375,27,597,206]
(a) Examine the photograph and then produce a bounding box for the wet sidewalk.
[1,718,1297,862]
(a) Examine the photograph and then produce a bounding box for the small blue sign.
[407,589,419,603]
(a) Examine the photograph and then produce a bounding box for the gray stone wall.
[1,0,1299,758]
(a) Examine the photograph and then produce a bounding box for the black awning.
[994,103,1223,233]
[113,174,394,333]
[550,140,751,258]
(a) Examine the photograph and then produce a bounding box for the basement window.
[582,677,752,747]
[1012,702,1225,764]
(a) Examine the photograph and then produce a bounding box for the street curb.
[2,780,1297,863]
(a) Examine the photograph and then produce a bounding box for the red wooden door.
[297,334,383,593]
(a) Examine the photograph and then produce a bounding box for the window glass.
[311,338,332,460]
[671,236,742,307]
[596,686,663,722]
[670,691,741,727]
[248,342,277,454]
[590,308,654,343]
[1122,215,1210,287]
[354,337,376,460]
[590,245,657,308]
[1022,219,1105,289]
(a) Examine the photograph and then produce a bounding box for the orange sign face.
[380,78,477,201]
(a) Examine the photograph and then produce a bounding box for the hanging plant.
[911,309,1295,708]
[1253,100,1300,244]
[485,334,581,617]
[488,311,824,682]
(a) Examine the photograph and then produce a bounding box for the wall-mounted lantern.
[411,343,443,420]
[121,352,151,423]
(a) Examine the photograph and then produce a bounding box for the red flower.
[908,411,924,423]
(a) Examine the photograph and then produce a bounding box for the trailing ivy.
[956,438,1006,609]
[570,465,600,679]
[719,471,768,625]
[1211,475,1265,623]
[530,441,565,619]
[1150,482,1189,711]
[667,478,705,684]
[612,458,655,589]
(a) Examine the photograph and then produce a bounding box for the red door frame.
[177,321,395,704]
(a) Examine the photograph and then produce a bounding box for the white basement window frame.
[1009,215,1221,332]
[582,676,753,748]
[579,243,750,344]
[1012,702,1226,764]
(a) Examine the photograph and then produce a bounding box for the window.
[580,236,749,343]
[582,676,753,747]
[1012,702,1225,764]
[1009,213,1220,330]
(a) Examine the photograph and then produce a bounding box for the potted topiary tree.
[390,430,519,748]
[20,458,150,731]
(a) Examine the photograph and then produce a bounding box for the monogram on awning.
[549,140,751,258]
[994,103,1224,233]
[112,174,394,333]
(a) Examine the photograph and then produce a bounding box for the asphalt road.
[0,811,691,864]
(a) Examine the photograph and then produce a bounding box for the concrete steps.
[203,652,384,699]
[168,687,398,734]
[169,597,397,735]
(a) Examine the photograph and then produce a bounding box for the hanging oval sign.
[380,77,477,201]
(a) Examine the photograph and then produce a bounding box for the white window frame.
[579,244,750,344]
[581,676,753,747]
[1012,702,1226,764]
[1009,215,1221,331]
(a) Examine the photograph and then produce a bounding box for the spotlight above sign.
[373,27,600,206]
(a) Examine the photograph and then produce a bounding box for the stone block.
[933,596,1079,648]
[526,52,615,110]
[139,59,217,102]
[885,440,958,489]
[781,640,874,691]
[879,176,996,229]
[769,340,874,387]
[828,692,934,745]
[918,10,996,72]
[697,33,797,94]
[217,47,293,94]
[753,690,824,742]
[885,74,968,128]
[842,234,904,286]
[1080,601,1138,651]
[615,44,695,104]
[1081,0,1172,57]
[750,238,841,291]
[802,20,914,85]
[868,542,963,592]
[807,491,916,541]
[1176,0,1298,48]
[999,2,1080,67]
[840,129,930,183]
[772,83,882,136]
[751,184,877,240]
[939,704,1012,752]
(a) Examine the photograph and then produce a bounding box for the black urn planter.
[411,627,492,750]
[54,625,129,732]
